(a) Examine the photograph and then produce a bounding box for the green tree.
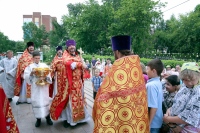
[62,0,164,54]
[63,0,114,53]
[109,0,164,53]
[14,41,26,52]
[153,4,200,55]
[0,32,9,53]
[22,22,48,49]
[48,20,69,48]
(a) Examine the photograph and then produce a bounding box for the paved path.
[10,80,94,133]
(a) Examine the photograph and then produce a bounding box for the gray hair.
[179,69,200,80]
[32,50,41,57]
[6,50,13,54]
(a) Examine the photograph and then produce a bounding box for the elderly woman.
[163,62,200,133]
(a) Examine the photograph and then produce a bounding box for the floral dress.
[170,83,200,132]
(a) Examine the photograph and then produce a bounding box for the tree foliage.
[2,1,200,58]
[153,4,200,55]
[0,32,26,53]
[62,0,164,53]
[23,22,48,49]
[48,20,69,48]
[0,32,10,53]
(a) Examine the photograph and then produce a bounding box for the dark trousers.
[93,91,97,99]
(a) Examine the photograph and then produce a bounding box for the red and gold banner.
[93,55,150,133]
[50,51,85,122]
[0,85,19,133]
[14,49,32,98]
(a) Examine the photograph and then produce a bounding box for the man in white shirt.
[0,50,17,102]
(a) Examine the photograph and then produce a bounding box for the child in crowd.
[95,58,103,77]
[140,62,149,83]
[83,60,91,80]
[24,51,53,127]
[162,75,180,114]
[91,69,102,99]
[104,58,112,77]
[146,59,164,133]
[163,62,200,132]
[101,58,106,72]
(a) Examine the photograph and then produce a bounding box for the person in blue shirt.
[146,59,164,133]
[91,69,102,99]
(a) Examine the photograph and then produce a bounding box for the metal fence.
[136,53,199,62]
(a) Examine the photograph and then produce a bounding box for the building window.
[35,18,39,27]
[23,18,32,24]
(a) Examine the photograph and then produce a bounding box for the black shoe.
[16,101,21,105]
[35,119,41,127]
[46,115,53,125]
[8,98,12,102]
[63,120,69,128]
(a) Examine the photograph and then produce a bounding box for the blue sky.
[0,0,199,41]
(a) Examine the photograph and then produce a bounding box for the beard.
[28,48,34,54]
[68,48,76,55]
[57,53,62,57]
[29,50,34,54]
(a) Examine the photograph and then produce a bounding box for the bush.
[82,54,115,63]
[83,54,200,67]
[140,58,186,68]
[44,52,200,67]
[43,49,56,65]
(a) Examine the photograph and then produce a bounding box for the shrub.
[82,54,115,63]
[44,53,200,67]
[140,58,186,68]
[43,49,56,65]
[83,54,199,67]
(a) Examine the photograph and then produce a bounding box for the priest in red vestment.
[93,35,150,133]
[14,42,34,105]
[49,46,63,98]
[50,39,90,128]
[0,84,19,133]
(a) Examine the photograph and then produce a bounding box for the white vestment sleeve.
[24,66,33,85]
[0,60,4,83]
[0,66,4,72]
[7,67,16,78]
[0,60,4,70]
[7,59,17,77]
[46,73,52,84]
[0,66,4,83]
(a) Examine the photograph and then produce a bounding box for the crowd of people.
[0,35,199,133]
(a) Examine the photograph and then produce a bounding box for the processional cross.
[78,47,84,57]
[78,48,86,66]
